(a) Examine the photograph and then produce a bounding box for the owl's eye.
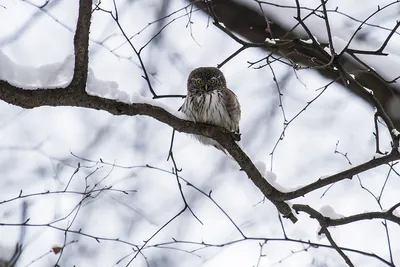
[196,79,203,86]
[209,79,216,85]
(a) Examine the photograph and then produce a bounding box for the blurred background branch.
[191,0,400,128]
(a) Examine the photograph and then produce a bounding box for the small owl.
[181,67,241,152]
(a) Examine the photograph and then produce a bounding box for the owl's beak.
[204,84,208,91]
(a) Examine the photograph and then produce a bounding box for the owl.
[181,67,241,152]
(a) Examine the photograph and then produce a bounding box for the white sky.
[0,0,399,266]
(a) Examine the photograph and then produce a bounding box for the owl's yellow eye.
[209,79,216,85]
[196,79,203,86]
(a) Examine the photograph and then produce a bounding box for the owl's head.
[187,67,226,93]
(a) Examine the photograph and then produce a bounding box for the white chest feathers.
[182,90,234,131]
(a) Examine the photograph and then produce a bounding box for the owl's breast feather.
[184,91,234,131]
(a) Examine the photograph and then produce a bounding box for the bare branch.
[293,204,354,266]
[277,151,400,201]
[293,203,400,228]
[152,236,392,266]
[341,3,400,56]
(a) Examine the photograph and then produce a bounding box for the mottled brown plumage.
[181,67,241,152]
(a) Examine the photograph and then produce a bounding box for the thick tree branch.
[0,78,297,222]
[329,210,400,227]
[294,204,400,228]
[71,0,92,90]
[3,77,400,220]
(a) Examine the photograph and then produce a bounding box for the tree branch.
[294,204,400,228]
[71,0,92,90]
[292,204,354,266]
[276,151,400,201]
[0,78,297,222]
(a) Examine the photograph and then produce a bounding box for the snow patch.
[0,51,73,89]
[373,153,384,159]
[300,39,313,44]
[265,38,276,44]
[86,68,130,103]
[264,171,291,192]
[255,161,266,176]
[319,205,344,219]
[391,129,400,137]
[324,47,332,56]
[86,70,188,120]
[312,35,320,44]
[393,209,400,217]
[265,170,277,183]
[131,93,188,120]
[363,86,374,95]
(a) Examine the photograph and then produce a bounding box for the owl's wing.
[223,88,241,133]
